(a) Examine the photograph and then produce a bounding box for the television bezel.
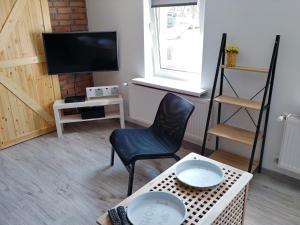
[42,31,119,75]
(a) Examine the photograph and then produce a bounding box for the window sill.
[132,77,207,97]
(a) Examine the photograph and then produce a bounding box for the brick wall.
[48,0,93,98]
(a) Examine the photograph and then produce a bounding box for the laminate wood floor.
[0,121,299,225]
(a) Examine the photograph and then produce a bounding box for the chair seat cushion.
[110,128,177,165]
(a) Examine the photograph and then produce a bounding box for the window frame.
[149,4,203,81]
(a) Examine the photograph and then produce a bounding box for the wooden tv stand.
[53,95,125,138]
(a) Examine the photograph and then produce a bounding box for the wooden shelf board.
[60,112,120,124]
[210,150,258,173]
[53,95,123,110]
[221,65,269,73]
[214,95,262,110]
[208,124,262,145]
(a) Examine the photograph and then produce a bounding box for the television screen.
[42,32,119,74]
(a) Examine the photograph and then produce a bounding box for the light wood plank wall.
[0,0,61,149]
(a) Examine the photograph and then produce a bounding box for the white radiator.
[129,83,209,145]
[278,114,300,174]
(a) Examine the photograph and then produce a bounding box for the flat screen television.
[42,31,119,74]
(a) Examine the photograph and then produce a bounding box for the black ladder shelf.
[201,33,280,173]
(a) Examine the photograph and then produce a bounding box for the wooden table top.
[97,152,253,225]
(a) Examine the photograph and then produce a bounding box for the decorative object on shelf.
[86,85,119,99]
[225,45,240,67]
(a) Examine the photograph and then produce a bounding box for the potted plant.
[225,46,240,67]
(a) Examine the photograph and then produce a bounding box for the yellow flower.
[225,46,240,53]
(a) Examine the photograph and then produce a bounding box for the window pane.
[155,6,201,74]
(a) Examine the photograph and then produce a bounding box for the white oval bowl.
[175,159,224,189]
[127,191,186,225]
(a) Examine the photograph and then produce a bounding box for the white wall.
[86,0,300,178]
[86,0,145,114]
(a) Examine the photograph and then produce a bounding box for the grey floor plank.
[0,120,299,225]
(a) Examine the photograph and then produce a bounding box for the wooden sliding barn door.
[0,0,61,149]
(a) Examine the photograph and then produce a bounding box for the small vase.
[226,52,238,67]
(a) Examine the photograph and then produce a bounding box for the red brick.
[76,91,86,96]
[57,7,72,14]
[59,20,74,26]
[55,14,71,20]
[53,2,69,7]
[70,1,85,7]
[70,13,86,19]
[50,20,59,26]
[76,79,93,88]
[75,75,92,82]
[53,26,71,32]
[74,20,87,25]
[61,81,75,89]
[66,89,75,96]
[59,74,73,81]
[71,25,87,31]
[72,7,86,13]
[49,8,57,14]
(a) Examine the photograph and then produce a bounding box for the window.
[151,5,202,79]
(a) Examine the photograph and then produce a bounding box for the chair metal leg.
[110,147,115,166]
[127,163,135,196]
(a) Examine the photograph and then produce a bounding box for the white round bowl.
[175,159,224,189]
[127,191,187,225]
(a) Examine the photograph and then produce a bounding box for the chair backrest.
[151,93,195,151]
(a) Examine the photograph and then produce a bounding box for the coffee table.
[97,152,252,225]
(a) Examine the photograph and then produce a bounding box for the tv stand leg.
[54,108,63,138]
[119,100,125,128]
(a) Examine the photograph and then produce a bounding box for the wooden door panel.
[0,0,27,49]
[0,56,46,68]
[0,0,61,149]
[3,63,54,117]
[0,85,16,142]
[0,1,15,29]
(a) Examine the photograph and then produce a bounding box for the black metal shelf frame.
[201,33,280,173]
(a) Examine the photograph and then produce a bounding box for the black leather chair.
[110,93,195,196]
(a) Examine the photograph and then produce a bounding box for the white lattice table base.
[212,188,246,225]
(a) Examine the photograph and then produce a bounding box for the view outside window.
[155,6,201,74]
